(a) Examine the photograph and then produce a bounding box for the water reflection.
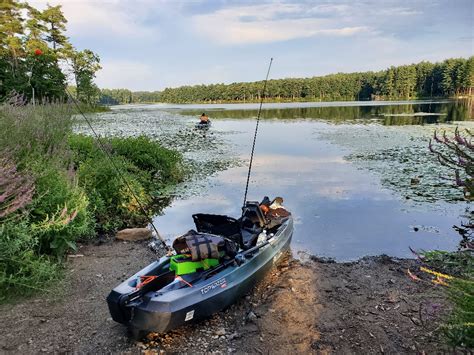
[176,100,472,125]
[154,120,466,261]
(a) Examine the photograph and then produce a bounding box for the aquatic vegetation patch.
[322,124,471,204]
[73,109,243,199]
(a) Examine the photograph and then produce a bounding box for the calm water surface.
[77,100,473,261]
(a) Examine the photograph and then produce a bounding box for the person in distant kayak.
[199,113,209,124]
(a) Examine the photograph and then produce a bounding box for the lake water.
[75,100,473,261]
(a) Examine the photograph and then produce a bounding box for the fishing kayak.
[107,198,293,338]
[195,120,211,129]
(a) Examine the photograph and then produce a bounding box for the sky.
[31,0,473,91]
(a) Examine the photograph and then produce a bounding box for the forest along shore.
[0,240,448,354]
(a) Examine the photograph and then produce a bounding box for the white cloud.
[95,59,154,90]
[192,3,370,45]
[30,0,157,38]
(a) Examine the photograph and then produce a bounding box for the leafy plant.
[29,161,94,257]
[75,151,151,233]
[69,134,183,234]
[0,220,61,302]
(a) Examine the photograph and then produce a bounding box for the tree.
[26,51,66,101]
[41,4,68,51]
[0,1,100,103]
[0,0,26,95]
[24,5,47,53]
[71,50,101,104]
[0,0,24,68]
[99,57,473,104]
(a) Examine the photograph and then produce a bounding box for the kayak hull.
[107,216,293,335]
[195,121,211,129]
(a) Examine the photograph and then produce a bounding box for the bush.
[33,170,94,257]
[0,220,61,302]
[0,105,184,301]
[69,134,183,234]
[109,136,183,186]
[77,154,150,233]
[69,134,183,187]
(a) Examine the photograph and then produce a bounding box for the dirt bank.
[0,241,450,353]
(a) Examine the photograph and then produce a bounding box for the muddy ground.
[0,240,451,354]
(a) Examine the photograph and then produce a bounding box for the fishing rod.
[242,58,273,210]
[65,89,172,253]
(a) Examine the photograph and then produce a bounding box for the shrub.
[428,127,474,348]
[28,161,95,257]
[109,136,183,186]
[76,153,150,233]
[0,220,61,302]
[69,134,183,234]
[69,134,183,187]
[0,105,184,301]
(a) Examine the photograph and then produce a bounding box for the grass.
[422,250,474,348]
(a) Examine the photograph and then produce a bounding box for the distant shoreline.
[104,97,467,108]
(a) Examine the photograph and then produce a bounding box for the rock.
[116,228,152,242]
[227,332,240,340]
[247,311,258,323]
[136,342,147,349]
[215,327,226,336]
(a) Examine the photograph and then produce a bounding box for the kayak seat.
[240,202,266,249]
[192,214,240,237]
[192,213,242,248]
[241,201,266,228]
[240,217,262,249]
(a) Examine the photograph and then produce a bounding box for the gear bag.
[173,230,236,261]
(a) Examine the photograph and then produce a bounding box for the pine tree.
[41,4,68,51]
[0,0,25,75]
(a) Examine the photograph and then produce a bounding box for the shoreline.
[105,97,463,108]
[0,239,451,353]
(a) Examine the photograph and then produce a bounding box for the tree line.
[0,0,101,104]
[100,57,473,105]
